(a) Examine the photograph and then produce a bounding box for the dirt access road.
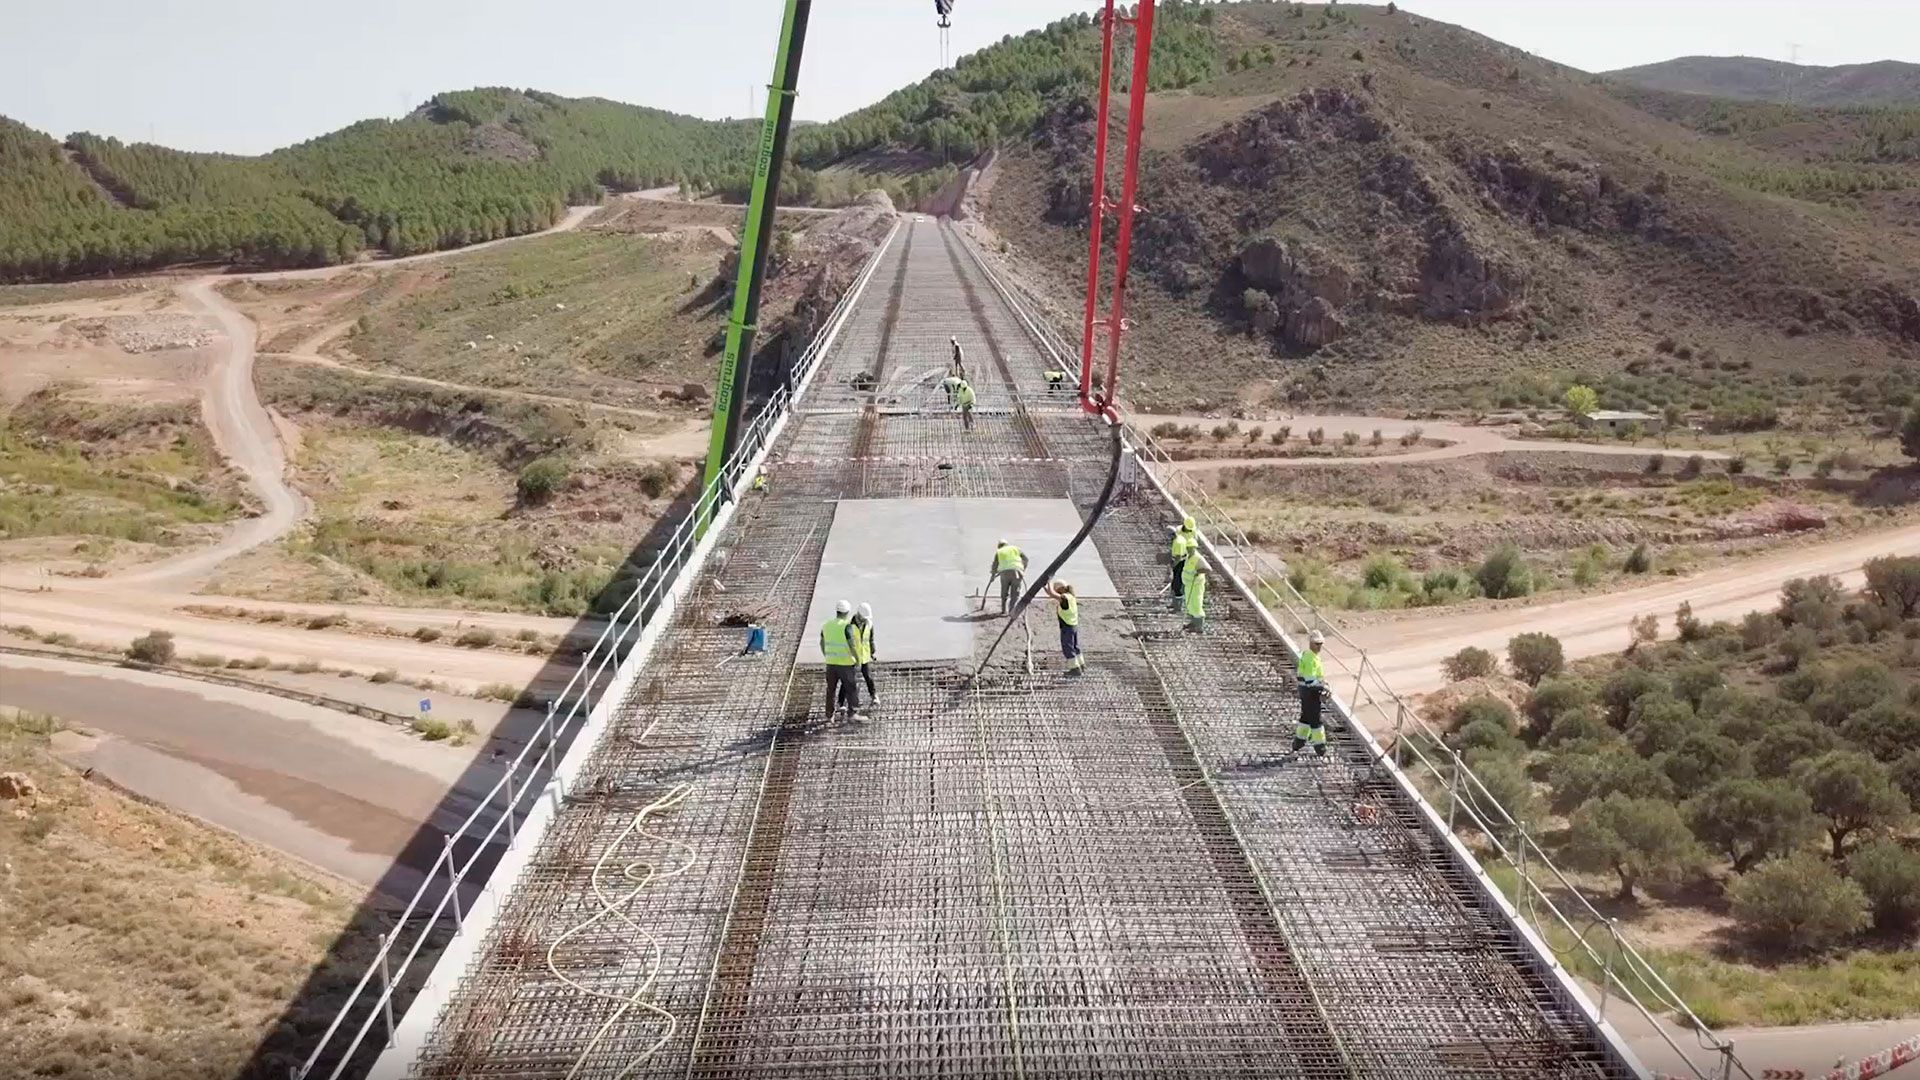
[0,206,615,689]
[1339,521,1920,695]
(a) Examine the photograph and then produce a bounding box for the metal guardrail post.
[1599,919,1619,1019]
[503,763,518,849]
[443,834,463,929]
[1445,752,1461,831]
[377,931,396,1047]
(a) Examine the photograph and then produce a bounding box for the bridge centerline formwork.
[373,216,1642,1080]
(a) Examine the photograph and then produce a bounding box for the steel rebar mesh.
[399,217,1633,1080]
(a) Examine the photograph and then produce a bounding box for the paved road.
[1341,521,1920,695]
[0,653,497,899]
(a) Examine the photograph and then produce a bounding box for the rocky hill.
[967,3,1918,421]
[1605,57,1920,107]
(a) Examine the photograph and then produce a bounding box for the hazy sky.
[3,0,1914,155]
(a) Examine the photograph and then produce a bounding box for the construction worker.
[940,371,964,409]
[989,538,1028,615]
[949,336,966,375]
[1184,567,1208,633]
[1178,528,1205,613]
[851,602,878,703]
[820,600,861,717]
[954,375,976,432]
[1169,516,1198,607]
[1290,630,1329,759]
[1044,368,1068,394]
[1047,580,1084,675]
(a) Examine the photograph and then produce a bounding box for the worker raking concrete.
[988,538,1028,616]
[1287,630,1329,760]
[1169,516,1198,610]
[1044,368,1068,395]
[820,600,861,718]
[1046,580,1083,675]
[953,375,976,432]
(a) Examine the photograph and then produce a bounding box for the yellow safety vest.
[1185,573,1206,618]
[820,617,856,666]
[994,544,1023,573]
[1058,592,1078,627]
[955,381,976,408]
[1297,647,1324,683]
[850,620,873,664]
[1171,529,1196,560]
[1181,548,1203,587]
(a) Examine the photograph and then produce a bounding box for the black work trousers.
[826,665,861,715]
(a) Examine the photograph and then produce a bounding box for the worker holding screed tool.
[987,539,1029,617]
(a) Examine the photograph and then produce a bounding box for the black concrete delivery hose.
[971,415,1123,680]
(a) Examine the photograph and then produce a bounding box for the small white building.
[1579,409,1662,435]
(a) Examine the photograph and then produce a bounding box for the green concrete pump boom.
[699,0,813,506]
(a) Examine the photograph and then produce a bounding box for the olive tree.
[1792,751,1912,859]
[1566,794,1702,902]
[1685,777,1820,872]
[1728,853,1869,953]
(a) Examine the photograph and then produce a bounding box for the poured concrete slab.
[798,497,1119,664]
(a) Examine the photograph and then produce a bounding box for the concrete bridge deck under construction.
[369,215,1642,1080]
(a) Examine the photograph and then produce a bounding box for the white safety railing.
[949,225,1750,1080]
[294,217,900,1080]
[1124,421,1753,1080]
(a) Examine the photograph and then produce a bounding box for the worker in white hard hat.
[1290,630,1329,758]
[989,538,1028,616]
[850,602,878,705]
[820,599,861,718]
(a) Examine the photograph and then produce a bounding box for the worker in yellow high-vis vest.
[1184,567,1208,633]
[820,600,861,718]
[1169,516,1198,610]
[1047,579,1083,675]
[1290,630,1329,758]
[850,602,877,704]
[989,539,1028,616]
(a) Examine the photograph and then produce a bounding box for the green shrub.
[1663,731,1749,790]
[1548,746,1675,810]
[1361,553,1412,592]
[1451,695,1517,733]
[1455,717,1523,755]
[1753,720,1839,778]
[126,630,176,666]
[1526,677,1595,731]
[1728,853,1869,953]
[516,457,570,504]
[1847,839,1920,931]
[1863,555,1920,617]
[1544,708,1617,748]
[370,669,398,684]
[1623,542,1653,574]
[1506,632,1564,685]
[1441,646,1496,682]
[1477,544,1532,600]
[1627,694,1701,756]
[412,716,453,741]
[454,627,497,648]
[1601,667,1668,727]
[412,626,443,642]
[1420,568,1474,604]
